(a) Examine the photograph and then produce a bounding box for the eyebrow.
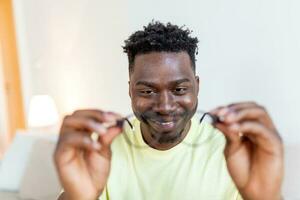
[135,78,191,87]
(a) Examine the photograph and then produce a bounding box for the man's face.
[129,51,199,143]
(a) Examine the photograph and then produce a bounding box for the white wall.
[13,0,300,145]
[13,0,131,116]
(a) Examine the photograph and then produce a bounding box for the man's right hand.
[54,110,123,200]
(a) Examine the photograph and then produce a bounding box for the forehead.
[130,52,194,83]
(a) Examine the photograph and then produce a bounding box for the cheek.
[131,97,153,123]
[131,97,152,113]
[178,94,198,110]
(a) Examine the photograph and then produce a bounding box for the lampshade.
[28,95,59,128]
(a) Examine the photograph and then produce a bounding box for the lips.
[148,118,177,131]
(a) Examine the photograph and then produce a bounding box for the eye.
[139,89,155,96]
[174,87,187,94]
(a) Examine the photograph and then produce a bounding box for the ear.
[128,81,132,98]
[195,75,200,95]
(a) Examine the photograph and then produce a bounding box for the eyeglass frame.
[114,110,221,149]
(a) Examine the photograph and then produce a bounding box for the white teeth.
[161,122,173,125]
[150,119,174,126]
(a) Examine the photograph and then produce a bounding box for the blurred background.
[0,0,299,199]
[2,0,300,148]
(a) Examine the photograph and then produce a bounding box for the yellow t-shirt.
[99,117,242,200]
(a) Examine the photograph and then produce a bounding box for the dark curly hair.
[123,21,199,73]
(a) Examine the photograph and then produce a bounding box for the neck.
[140,120,191,150]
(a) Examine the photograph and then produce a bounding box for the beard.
[150,125,187,144]
[135,102,198,145]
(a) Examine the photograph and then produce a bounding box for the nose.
[154,91,176,115]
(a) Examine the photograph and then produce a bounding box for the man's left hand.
[211,102,283,200]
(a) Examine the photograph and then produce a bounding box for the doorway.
[0,42,9,157]
[0,0,25,157]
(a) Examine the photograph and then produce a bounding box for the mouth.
[148,118,178,132]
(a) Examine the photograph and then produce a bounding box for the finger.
[232,121,282,154]
[227,101,258,110]
[54,131,101,165]
[72,110,121,123]
[88,126,123,160]
[223,106,275,129]
[210,102,258,116]
[210,101,257,114]
[225,107,265,122]
[210,102,275,127]
[210,104,243,122]
[62,116,108,135]
[98,126,123,147]
[215,122,242,144]
[211,101,258,114]
[210,105,227,115]
[208,106,228,123]
[58,131,101,151]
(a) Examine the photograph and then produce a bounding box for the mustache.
[140,111,187,123]
[140,102,198,123]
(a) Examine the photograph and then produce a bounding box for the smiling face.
[129,51,199,150]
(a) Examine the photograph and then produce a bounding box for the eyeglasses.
[109,110,221,149]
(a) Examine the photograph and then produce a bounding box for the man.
[54,21,283,200]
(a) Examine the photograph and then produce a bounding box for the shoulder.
[189,116,226,151]
[110,117,140,154]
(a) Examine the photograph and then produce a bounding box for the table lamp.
[27,95,59,133]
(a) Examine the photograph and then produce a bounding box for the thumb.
[215,122,251,188]
[214,123,243,157]
[100,126,123,146]
[92,125,123,160]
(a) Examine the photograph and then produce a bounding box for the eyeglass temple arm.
[199,112,221,124]
[116,118,134,129]
[117,112,220,129]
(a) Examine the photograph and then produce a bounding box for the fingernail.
[92,142,101,150]
[102,121,117,128]
[218,107,230,116]
[104,112,116,121]
[226,113,236,122]
[229,123,240,132]
[218,115,225,122]
[210,108,218,114]
[94,124,107,135]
